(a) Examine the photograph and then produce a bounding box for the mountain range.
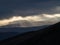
[0,25,48,41]
[0,22,60,45]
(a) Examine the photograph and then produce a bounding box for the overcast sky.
[0,0,60,27]
[0,0,60,19]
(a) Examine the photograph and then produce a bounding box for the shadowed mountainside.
[0,22,60,45]
[0,25,48,41]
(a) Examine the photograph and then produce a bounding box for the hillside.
[0,22,60,45]
[0,25,48,41]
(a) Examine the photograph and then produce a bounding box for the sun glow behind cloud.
[0,14,60,27]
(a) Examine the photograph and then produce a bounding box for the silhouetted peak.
[43,22,60,30]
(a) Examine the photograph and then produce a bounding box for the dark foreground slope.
[0,22,60,45]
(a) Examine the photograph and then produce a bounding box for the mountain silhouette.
[0,22,60,45]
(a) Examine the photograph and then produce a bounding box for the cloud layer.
[0,14,60,27]
[0,0,60,19]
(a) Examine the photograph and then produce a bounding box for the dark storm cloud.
[0,0,60,19]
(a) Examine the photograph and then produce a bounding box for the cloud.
[0,0,60,19]
[0,14,60,27]
[0,0,60,27]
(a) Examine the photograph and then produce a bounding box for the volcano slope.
[0,22,60,45]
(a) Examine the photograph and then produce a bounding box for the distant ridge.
[0,25,48,32]
[0,22,60,45]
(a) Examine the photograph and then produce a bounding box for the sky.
[0,0,60,27]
